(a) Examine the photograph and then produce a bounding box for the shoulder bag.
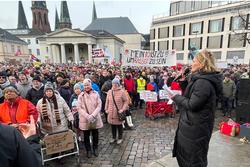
[83,94,97,129]
[112,90,126,121]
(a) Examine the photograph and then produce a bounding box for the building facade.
[0,28,29,63]
[39,28,124,64]
[150,0,250,64]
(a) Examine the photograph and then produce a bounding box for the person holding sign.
[167,50,222,167]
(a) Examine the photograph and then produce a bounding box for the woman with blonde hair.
[167,50,222,167]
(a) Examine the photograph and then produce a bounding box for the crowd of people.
[0,51,249,166]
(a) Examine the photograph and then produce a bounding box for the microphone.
[174,68,190,82]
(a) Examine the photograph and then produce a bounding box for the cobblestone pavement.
[45,107,231,167]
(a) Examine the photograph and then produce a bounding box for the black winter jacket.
[172,72,222,167]
[58,86,73,107]
[0,124,41,167]
[26,85,44,105]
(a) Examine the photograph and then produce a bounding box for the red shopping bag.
[220,119,240,137]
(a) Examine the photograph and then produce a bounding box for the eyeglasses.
[0,76,6,79]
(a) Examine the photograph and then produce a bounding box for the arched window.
[33,13,36,24]
[44,13,47,25]
[38,12,42,25]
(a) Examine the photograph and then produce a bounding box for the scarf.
[41,94,61,125]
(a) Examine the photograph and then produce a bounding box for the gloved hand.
[89,115,96,123]
[118,110,123,113]
[86,115,92,122]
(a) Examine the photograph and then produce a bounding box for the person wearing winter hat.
[16,72,31,99]
[0,71,11,103]
[105,78,129,145]
[0,85,38,125]
[36,82,74,134]
[26,76,44,105]
[77,78,103,158]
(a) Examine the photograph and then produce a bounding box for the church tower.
[59,1,72,29]
[31,1,51,33]
[92,1,97,22]
[17,1,29,29]
[54,8,60,31]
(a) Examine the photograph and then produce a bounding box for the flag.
[30,54,40,62]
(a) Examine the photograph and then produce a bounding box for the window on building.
[37,49,40,56]
[27,39,31,44]
[194,1,202,11]
[11,45,15,53]
[44,14,47,25]
[173,39,184,51]
[150,42,155,50]
[190,22,203,35]
[212,51,222,59]
[46,47,49,53]
[179,1,186,14]
[29,49,32,54]
[158,41,169,50]
[158,27,169,39]
[173,25,185,37]
[201,1,210,9]
[36,39,39,44]
[209,19,224,33]
[230,16,246,30]
[207,35,223,49]
[185,1,192,12]
[228,34,245,48]
[170,2,178,16]
[150,29,155,39]
[176,53,184,60]
[227,50,245,59]
[189,37,202,49]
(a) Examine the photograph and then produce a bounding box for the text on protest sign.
[92,48,105,58]
[122,49,176,67]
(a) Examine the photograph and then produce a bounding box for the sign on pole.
[92,48,104,58]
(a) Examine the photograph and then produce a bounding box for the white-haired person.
[77,79,103,158]
[105,78,129,144]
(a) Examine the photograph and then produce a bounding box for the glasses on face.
[0,76,6,79]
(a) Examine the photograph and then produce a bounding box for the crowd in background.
[0,61,249,165]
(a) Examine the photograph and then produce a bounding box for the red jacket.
[0,97,38,124]
[124,78,135,93]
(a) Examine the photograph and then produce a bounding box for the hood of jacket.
[191,72,223,97]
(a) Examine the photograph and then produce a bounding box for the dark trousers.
[111,125,123,139]
[135,93,144,108]
[83,129,99,151]
[222,97,233,115]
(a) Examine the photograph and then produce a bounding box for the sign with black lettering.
[122,49,176,67]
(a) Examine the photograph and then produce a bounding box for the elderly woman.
[77,79,103,158]
[36,82,74,134]
[105,78,129,145]
[168,50,222,167]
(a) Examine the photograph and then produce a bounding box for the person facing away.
[167,50,222,167]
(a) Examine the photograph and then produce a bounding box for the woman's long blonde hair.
[196,50,217,73]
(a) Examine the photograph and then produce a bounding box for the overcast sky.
[0,0,170,34]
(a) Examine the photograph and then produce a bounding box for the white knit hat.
[83,78,91,86]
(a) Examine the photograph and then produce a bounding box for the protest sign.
[122,49,176,67]
[44,130,75,155]
[216,61,228,69]
[140,90,150,100]
[159,90,169,99]
[92,48,105,58]
[144,91,158,102]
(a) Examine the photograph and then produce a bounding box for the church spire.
[55,8,60,31]
[59,1,72,29]
[17,1,29,29]
[92,1,97,22]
